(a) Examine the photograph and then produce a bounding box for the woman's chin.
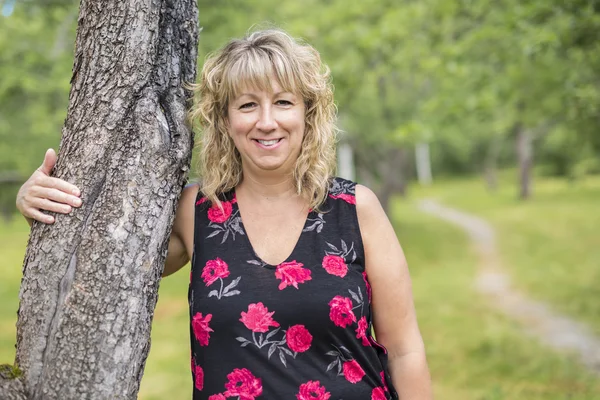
[250,156,294,173]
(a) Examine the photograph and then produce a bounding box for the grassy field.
[1,174,599,399]
[392,199,599,399]
[410,173,600,335]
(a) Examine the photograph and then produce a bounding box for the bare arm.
[355,184,432,399]
[162,183,198,277]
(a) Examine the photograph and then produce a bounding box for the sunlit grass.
[410,174,600,334]
[392,200,600,399]
[138,268,191,400]
[0,217,28,363]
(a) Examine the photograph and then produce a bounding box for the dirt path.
[417,199,600,374]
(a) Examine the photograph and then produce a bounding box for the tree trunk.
[377,147,409,213]
[516,126,533,200]
[484,134,501,192]
[415,142,432,186]
[355,145,410,214]
[337,141,355,181]
[1,0,198,399]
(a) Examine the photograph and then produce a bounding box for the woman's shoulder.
[182,182,201,203]
[353,184,387,238]
[177,182,201,216]
[327,176,357,205]
[328,177,379,208]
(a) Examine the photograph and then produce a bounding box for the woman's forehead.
[230,77,298,99]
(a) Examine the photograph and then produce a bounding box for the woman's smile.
[227,81,305,172]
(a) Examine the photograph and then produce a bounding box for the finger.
[26,209,55,224]
[30,198,73,215]
[39,149,57,176]
[34,187,82,208]
[39,175,81,198]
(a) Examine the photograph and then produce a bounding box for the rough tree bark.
[0,0,198,398]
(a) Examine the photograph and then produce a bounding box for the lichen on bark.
[0,364,23,380]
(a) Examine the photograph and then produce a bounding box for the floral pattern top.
[189,177,399,400]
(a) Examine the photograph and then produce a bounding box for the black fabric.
[189,177,399,399]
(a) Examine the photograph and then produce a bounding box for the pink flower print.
[208,395,227,400]
[192,312,213,346]
[286,325,313,353]
[201,258,230,286]
[329,193,356,204]
[196,196,208,206]
[194,364,204,391]
[322,255,348,278]
[240,302,280,333]
[328,296,356,328]
[371,387,387,400]
[296,380,331,400]
[343,360,365,383]
[224,368,263,399]
[362,271,372,303]
[275,260,312,290]
[355,316,371,346]
[380,371,389,391]
[207,200,233,223]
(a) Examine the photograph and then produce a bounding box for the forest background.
[1,0,599,399]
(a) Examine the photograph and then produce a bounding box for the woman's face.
[227,79,306,175]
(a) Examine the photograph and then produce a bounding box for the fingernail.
[72,188,81,196]
[74,198,82,206]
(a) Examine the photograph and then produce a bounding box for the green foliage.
[1,0,599,193]
[0,3,77,176]
[0,363,23,380]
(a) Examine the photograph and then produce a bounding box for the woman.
[17,29,431,399]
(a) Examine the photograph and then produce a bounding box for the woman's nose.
[256,105,278,132]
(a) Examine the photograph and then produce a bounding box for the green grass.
[409,173,600,335]
[138,268,191,400]
[392,200,600,399]
[0,217,29,363]
[1,174,599,400]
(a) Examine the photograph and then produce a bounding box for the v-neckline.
[232,189,312,269]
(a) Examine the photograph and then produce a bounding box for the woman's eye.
[239,102,256,109]
[276,100,293,106]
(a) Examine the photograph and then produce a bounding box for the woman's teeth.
[257,139,279,146]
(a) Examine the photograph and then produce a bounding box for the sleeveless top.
[189,177,399,400]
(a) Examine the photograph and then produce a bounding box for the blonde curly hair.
[189,29,338,211]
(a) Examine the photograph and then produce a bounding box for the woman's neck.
[236,172,297,201]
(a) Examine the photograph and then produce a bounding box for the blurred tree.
[1,0,599,208]
[0,0,198,399]
[0,2,77,177]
